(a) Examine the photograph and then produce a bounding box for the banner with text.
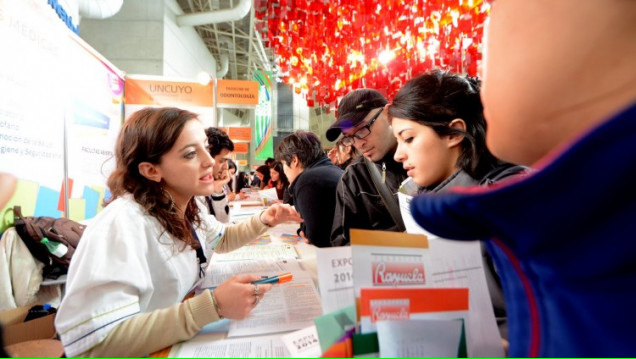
[125,75,215,127]
[0,0,125,228]
[216,79,259,108]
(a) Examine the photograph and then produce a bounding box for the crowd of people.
[5,1,630,357]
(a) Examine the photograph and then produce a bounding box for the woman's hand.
[260,203,303,227]
[213,274,273,320]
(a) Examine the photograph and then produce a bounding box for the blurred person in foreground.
[408,1,636,357]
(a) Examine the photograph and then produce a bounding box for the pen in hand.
[251,272,293,285]
[207,272,293,290]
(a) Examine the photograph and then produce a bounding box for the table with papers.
[156,201,505,358]
[164,206,321,358]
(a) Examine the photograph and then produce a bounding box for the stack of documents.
[173,256,323,358]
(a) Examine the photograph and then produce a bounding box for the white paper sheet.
[212,243,299,261]
[259,188,279,205]
[351,227,503,357]
[397,191,505,357]
[315,246,355,314]
[351,238,431,299]
[229,207,261,223]
[376,319,463,358]
[280,325,322,358]
[199,259,304,290]
[170,333,290,358]
[227,272,323,337]
[426,239,505,358]
[397,191,438,239]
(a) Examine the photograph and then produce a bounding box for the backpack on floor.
[13,205,86,276]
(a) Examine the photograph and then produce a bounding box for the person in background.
[328,137,359,170]
[254,165,271,190]
[326,89,408,246]
[235,171,250,198]
[249,170,260,188]
[276,131,344,247]
[55,107,302,357]
[408,1,636,357]
[269,161,290,203]
[226,159,237,201]
[197,127,234,223]
[387,69,527,340]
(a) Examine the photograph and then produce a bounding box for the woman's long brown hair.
[105,107,202,249]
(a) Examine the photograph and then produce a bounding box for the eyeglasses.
[341,108,383,146]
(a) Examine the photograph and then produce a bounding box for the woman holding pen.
[54,107,303,357]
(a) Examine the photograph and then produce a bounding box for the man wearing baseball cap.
[327,88,408,246]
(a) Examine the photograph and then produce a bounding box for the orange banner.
[221,127,252,142]
[237,159,248,166]
[125,77,214,107]
[233,142,249,154]
[359,288,469,316]
[216,79,259,107]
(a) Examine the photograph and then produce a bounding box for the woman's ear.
[138,162,162,182]
[446,118,467,148]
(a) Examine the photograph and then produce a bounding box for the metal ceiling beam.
[176,0,250,27]
[229,0,239,79]
[175,0,273,81]
[246,0,255,79]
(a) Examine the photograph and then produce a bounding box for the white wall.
[78,0,164,75]
[78,0,216,79]
[292,92,310,131]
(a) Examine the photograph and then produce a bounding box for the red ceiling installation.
[255,0,490,109]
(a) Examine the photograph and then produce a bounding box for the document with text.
[315,246,355,314]
[212,243,299,261]
[228,272,323,337]
[200,259,305,290]
[170,333,290,358]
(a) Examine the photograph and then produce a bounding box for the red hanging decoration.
[257,0,491,108]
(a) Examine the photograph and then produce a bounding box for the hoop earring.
[161,187,176,213]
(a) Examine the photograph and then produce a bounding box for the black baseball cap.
[326,89,388,142]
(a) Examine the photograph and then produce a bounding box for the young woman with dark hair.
[254,164,271,190]
[388,69,525,191]
[54,107,302,357]
[387,70,527,341]
[269,161,290,202]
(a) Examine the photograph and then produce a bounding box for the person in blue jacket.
[409,1,636,357]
